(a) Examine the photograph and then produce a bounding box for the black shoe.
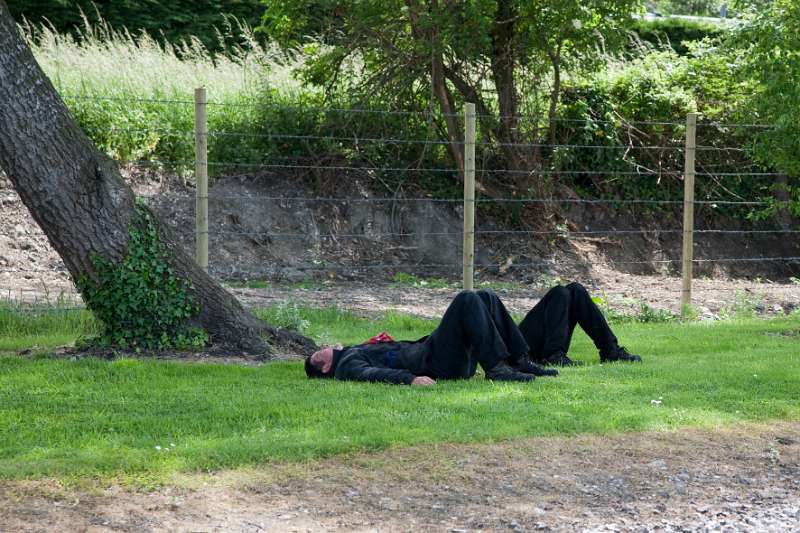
[600,346,642,363]
[543,353,584,367]
[485,361,535,382]
[513,357,559,377]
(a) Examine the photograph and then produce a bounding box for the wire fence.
[2,95,799,316]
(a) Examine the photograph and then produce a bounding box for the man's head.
[305,345,336,378]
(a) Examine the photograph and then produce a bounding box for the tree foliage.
[630,17,726,54]
[731,0,800,177]
[260,0,642,184]
[648,0,723,16]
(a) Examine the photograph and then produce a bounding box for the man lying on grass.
[305,282,641,385]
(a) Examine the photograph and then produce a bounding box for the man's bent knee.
[475,289,499,302]
[549,285,570,299]
[453,290,481,307]
[566,282,589,295]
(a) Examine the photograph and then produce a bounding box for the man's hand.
[411,376,436,386]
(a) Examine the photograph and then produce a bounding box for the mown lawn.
[1,303,799,481]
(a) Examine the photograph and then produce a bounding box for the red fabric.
[365,331,395,344]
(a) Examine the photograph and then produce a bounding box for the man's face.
[310,346,334,374]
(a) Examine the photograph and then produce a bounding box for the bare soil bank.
[2,170,799,317]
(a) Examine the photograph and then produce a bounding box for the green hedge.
[630,17,727,54]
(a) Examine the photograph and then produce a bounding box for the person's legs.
[474,290,530,360]
[519,282,640,364]
[564,282,618,354]
[518,285,575,361]
[475,290,559,376]
[423,291,531,381]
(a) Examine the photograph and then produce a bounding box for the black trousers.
[423,290,529,379]
[518,282,618,361]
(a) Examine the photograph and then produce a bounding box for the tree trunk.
[489,0,526,174]
[430,48,465,176]
[547,46,562,147]
[405,0,464,175]
[0,1,314,357]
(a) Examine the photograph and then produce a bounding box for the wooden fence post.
[463,103,476,290]
[195,87,209,273]
[681,112,698,315]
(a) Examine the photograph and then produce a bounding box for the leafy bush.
[554,52,694,203]
[630,17,728,54]
[391,272,453,289]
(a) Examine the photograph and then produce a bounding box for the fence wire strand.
[3,96,797,317]
[59,94,777,131]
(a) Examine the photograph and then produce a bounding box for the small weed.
[476,280,525,291]
[719,290,765,319]
[681,304,700,321]
[391,272,453,289]
[531,273,564,291]
[271,303,311,333]
[636,302,677,323]
[288,279,321,290]
[225,279,272,289]
[593,292,676,324]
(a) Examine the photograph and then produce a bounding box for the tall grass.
[21,18,456,192]
[26,16,296,100]
[23,18,316,171]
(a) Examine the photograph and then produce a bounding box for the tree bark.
[405,0,464,175]
[489,0,526,173]
[547,45,563,147]
[0,0,314,357]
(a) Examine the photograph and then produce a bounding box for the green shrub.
[630,17,728,55]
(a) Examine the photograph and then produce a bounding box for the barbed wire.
[194,257,800,272]
[127,159,784,178]
[160,195,769,207]
[206,228,800,239]
[1,95,789,318]
[697,121,774,130]
[82,125,695,150]
[126,159,689,176]
[124,159,784,180]
[58,94,777,131]
[61,95,196,106]
[3,255,799,277]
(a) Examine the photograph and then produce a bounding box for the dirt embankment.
[2,170,800,316]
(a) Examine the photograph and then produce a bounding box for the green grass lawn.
[1,303,799,482]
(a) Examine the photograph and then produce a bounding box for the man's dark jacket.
[331,339,429,384]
